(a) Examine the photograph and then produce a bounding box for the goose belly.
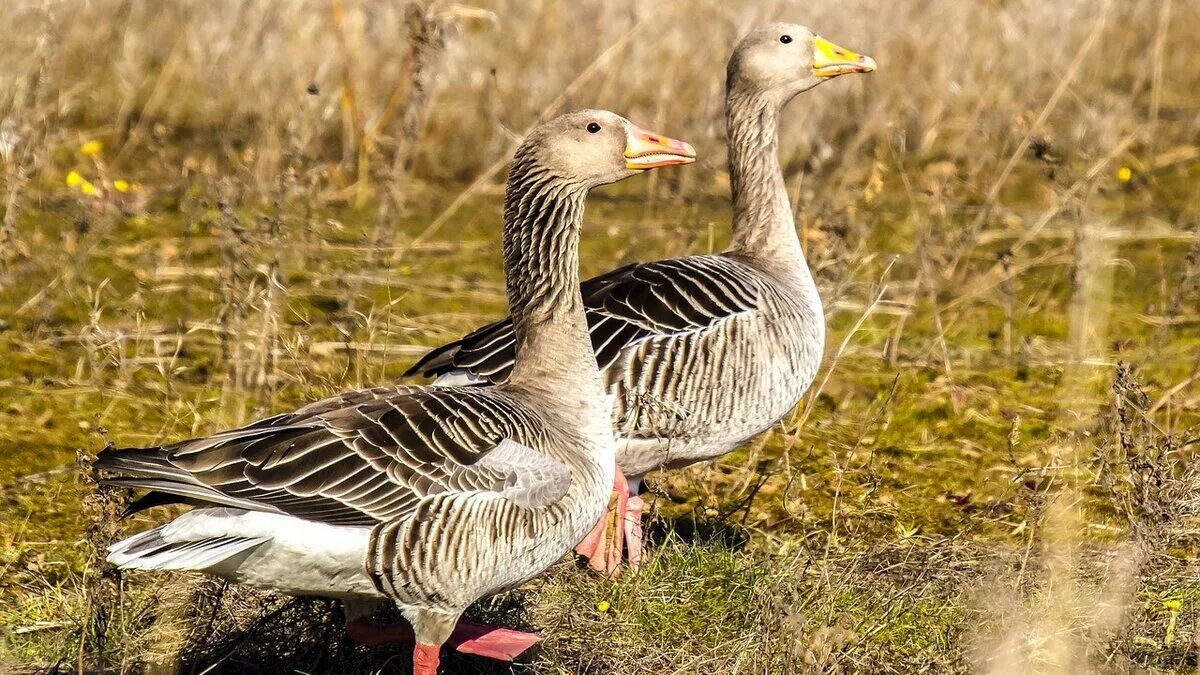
[151,509,381,599]
[610,308,821,477]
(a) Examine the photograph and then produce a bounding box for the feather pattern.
[407,253,821,477]
[410,254,762,383]
[98,386,567,527]
[407,77,828,483]
[96,113,628,643]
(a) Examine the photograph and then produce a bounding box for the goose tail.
[94,445,274,517]
[106,524,268,572]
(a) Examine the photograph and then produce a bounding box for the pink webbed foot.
[575,468,645,575]
[448,621,542,661]
[573,494,615,573]
[346,617,540,662]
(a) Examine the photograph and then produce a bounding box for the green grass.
[2,176,1196,672]
[3,161,1200,670]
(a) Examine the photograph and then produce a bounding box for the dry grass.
[1,0,1200,672]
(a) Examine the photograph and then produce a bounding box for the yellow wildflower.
[1165,599,1181,645]
[80,181,96,196]
[113,179,130,193]
[80,140,103,156]
[1116,166,1132,183]
[596,600,610,613]
[66,170,83,187]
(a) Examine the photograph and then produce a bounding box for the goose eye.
[586,122,601,133]
[779,35,792,44]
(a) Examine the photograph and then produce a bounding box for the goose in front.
[94,110,695,674]
[405,23,876,575]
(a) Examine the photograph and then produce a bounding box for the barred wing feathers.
[95,387,569,527]
[405,255,762,384]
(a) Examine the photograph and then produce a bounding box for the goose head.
[728,22,876,106]
[516,110,696,188]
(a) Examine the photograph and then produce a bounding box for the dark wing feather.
[95,387,557,527]
[405,255,761,384]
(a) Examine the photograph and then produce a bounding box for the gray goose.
[406,23,876,574]
[95,110,695,674]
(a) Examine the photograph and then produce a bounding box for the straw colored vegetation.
[1,0,1198,672]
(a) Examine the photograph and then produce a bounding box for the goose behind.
[95,110,696,675]
[406,23,876,575]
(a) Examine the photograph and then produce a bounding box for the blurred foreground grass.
[2,0,1200,672]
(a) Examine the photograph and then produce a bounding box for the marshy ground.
[1,0,1199,673]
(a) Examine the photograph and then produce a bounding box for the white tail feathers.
[107,525,268,571]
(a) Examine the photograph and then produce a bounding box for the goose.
[405,23,876,575]
[95,110,696,674]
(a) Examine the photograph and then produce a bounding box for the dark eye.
[780,35,792,44]
[586,122,601,133]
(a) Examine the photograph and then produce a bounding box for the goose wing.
[95,386,569,526]
[406,255,761,384]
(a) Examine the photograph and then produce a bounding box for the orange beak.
[624,125,696,171]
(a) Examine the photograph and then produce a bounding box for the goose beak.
[811,36,876,78]
[624,125,696,171]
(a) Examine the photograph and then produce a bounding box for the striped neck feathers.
[501,156,595,387]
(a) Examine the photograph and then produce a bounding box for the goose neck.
[501,164,600,398]
[724,92,804,267]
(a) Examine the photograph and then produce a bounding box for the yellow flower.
[113,179,130,193]
[66,170,83,187]
[80,181,96,196]
[1116,166,1132,183]
[80,140,103,156]
[596,600,610,613]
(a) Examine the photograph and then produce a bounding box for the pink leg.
[624,494,645,570]
[413,642,440,675]
[575,468,639,576]
[605,476,629,573]
[574,501,609,569]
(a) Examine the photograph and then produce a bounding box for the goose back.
[406,252,824,476]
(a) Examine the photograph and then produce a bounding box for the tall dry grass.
[2,0,1195,199]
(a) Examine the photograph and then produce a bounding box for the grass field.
[1,0,1199,672]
